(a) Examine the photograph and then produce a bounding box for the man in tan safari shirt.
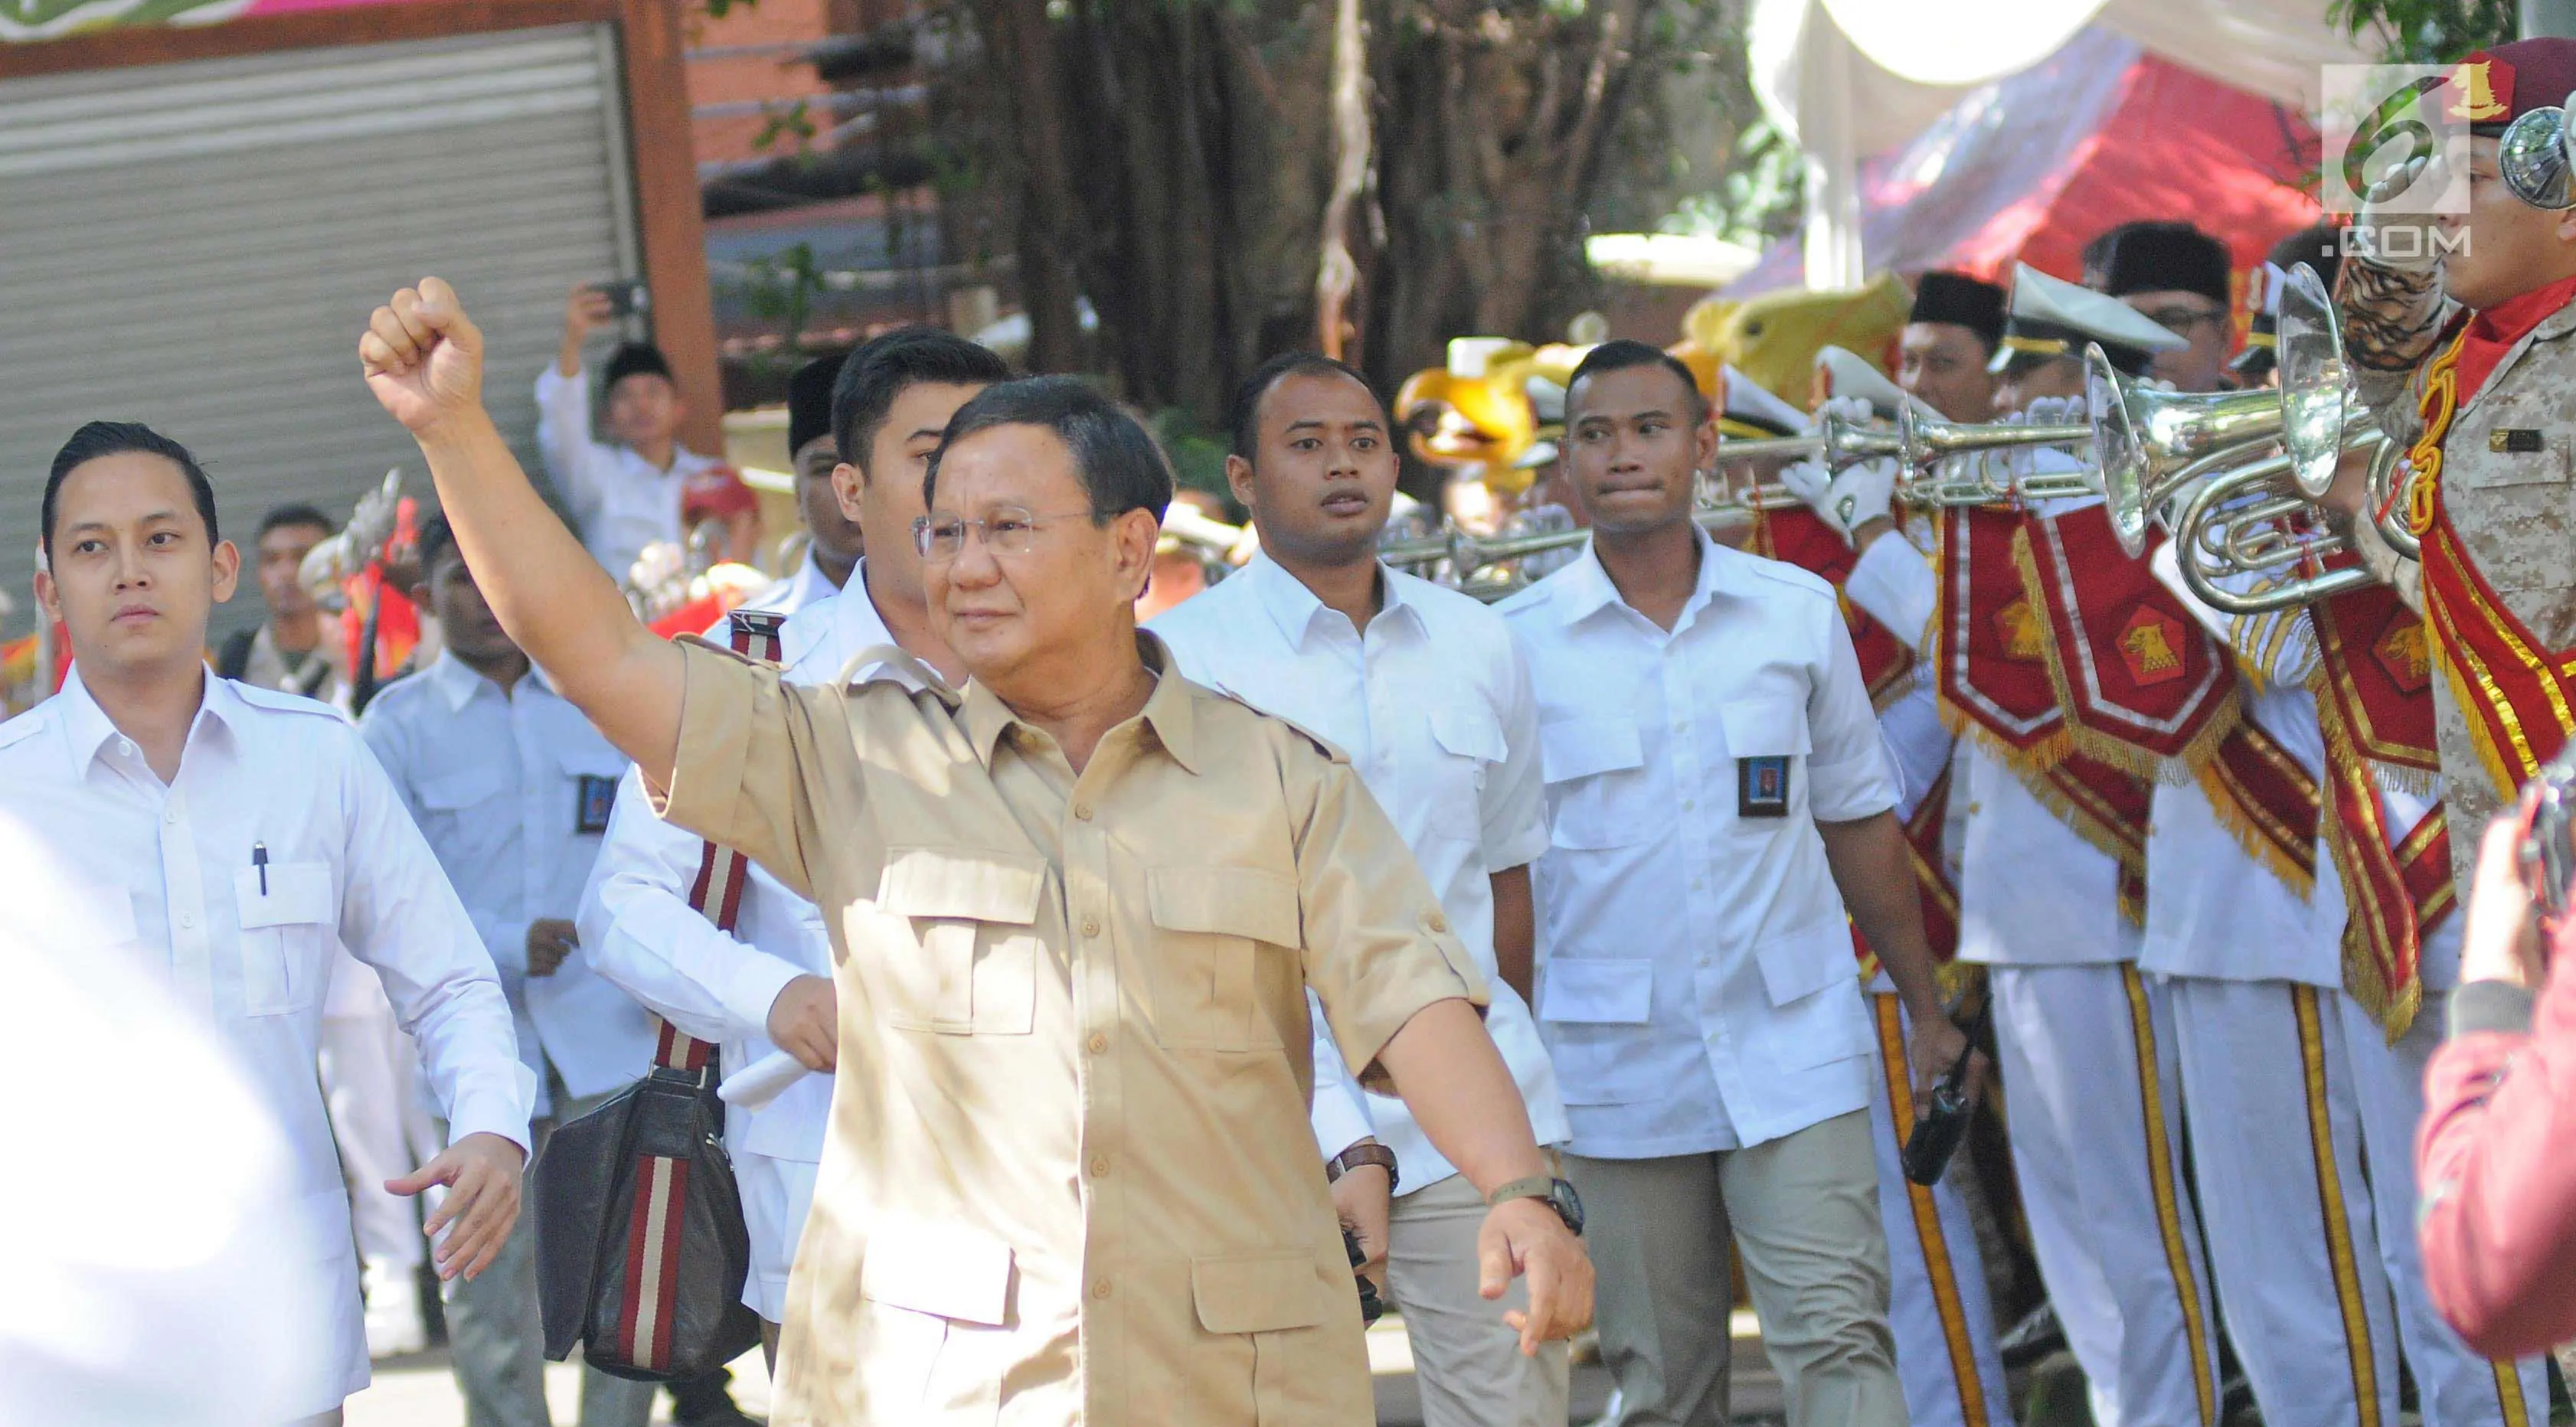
[355,277,1595,1425]
[2339,38,2576,889]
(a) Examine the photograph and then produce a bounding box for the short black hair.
[831,327,1012,479]
[1226,351,1381,459]
[414,513,459,580]
[42,421,220,555]
[1564,340,1709,423]
[603,342,675,390]
[927,376,1175,523]
[256,502,336,541]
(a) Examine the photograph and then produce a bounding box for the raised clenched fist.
[361,277,486,436]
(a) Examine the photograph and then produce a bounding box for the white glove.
[1780,456,1835,512]
[1805,393,1877,434]
[2351,145,2449,274]
[2015,395,2084,428]
[1822,458,1898,539]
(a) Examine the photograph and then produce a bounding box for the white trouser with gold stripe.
[2159,975,2548,1427]
[1864,989,2016,1427]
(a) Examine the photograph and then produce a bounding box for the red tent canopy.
[1731,28,2323,318]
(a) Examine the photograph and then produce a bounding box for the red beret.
[2447,39,2576,133]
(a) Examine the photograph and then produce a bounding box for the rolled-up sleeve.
[1807,603,1901,822]
[655,638,839,904]
[1291,753,1488,1092]
[580,766,810,1047]
[338,743,535,1154]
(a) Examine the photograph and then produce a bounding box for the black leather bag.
[532,1046,763,1381]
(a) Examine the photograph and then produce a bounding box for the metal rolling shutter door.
[0,26,642,644]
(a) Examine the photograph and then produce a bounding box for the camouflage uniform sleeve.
[2338,259,2450,442]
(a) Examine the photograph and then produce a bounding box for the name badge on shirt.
[575,775,619,834]
[1738,756,1791,818]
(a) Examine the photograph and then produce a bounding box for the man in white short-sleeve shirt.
[1152,352,1572,1427]
[1498,341,1966,1427]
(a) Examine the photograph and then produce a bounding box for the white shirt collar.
[1241,549,1419,650]
[57,663,237,777]
[423,650,557,714]
[1549,522,1737,627]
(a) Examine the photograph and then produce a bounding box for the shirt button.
[1692,878,1705,891]
[1092,1280,1113,1301]
[1074,802,1093,821]
[1427,913,1449,934]
[1087,1032,1109,1055]
[164,808,179,825]
[1680,798,1695,811]
[1082,918,1101,938]
[1966,802,1983,815]
[178,912,195,929]
[1090,1157,1111,1178]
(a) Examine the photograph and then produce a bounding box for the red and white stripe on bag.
[615,606,783,1373]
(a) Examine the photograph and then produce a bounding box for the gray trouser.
[440,1086,658,1427]
[1384,1172,1572,1427]
[1571,1110,1906,1427]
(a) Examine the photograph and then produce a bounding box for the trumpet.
[1707,413,1907,468]
[2169,431,2393,615]
[1887,406,2095,506]
[1378,505,1750,596]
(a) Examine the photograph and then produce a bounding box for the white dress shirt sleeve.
[534,364,604,527]
[335,742,536,1153]
[1807,605,1903,823]
[1480,641,1552,872]
[1842,531,1938,652]
[579,768,809,1046]
[2149,538,2320,687]
[358,712,530,998]
[1876,680,1956,820]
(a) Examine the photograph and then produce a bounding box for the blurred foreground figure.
[0,809,331,1427]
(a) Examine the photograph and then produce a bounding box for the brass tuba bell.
[2087,347,2295,557]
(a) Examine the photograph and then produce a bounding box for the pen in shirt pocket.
[253,841,270,896]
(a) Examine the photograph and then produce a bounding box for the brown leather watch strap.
[1324,1141,1400,1193]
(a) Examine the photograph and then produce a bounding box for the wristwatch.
[1486,1174,1585,1236]
[1324,1141,1399,1193]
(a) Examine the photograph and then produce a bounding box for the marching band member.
[1780,351,2018,1427]
[1500,339,1965,1427]
[1934,269,2228,1427]
[1151,352,1571,1427]
[2091,220,2393,1427]
[2153,491,2548,1425]
[580,333,1002,1349]
[1899,272,2009,423]
[0,420,533,1426]
[2337,38,2576,893]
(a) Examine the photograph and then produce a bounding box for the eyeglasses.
[911,506,1094,562]
[2140,304,2225,335]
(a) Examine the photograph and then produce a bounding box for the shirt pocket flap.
[1539,958,1654,1024]
[417,764,508,811]
[1753,922,1849,1008]
[877,847,1047,925]
[1538,717,1643,784]
[861,1219,1014,1326]
[1146,867,1301,946]
[1719,697,1813,759]
[554,746,629,780]
[1191,1250,1332,1334]
[236,861,335,928]
[1428,706,1507,764]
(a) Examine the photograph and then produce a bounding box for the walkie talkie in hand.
[1345,1226,1384,1324]
[1901,995,1990,1187]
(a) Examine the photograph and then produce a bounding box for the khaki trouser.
[1571,1110,1905,1427]
[1382,1173,1571,1427]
